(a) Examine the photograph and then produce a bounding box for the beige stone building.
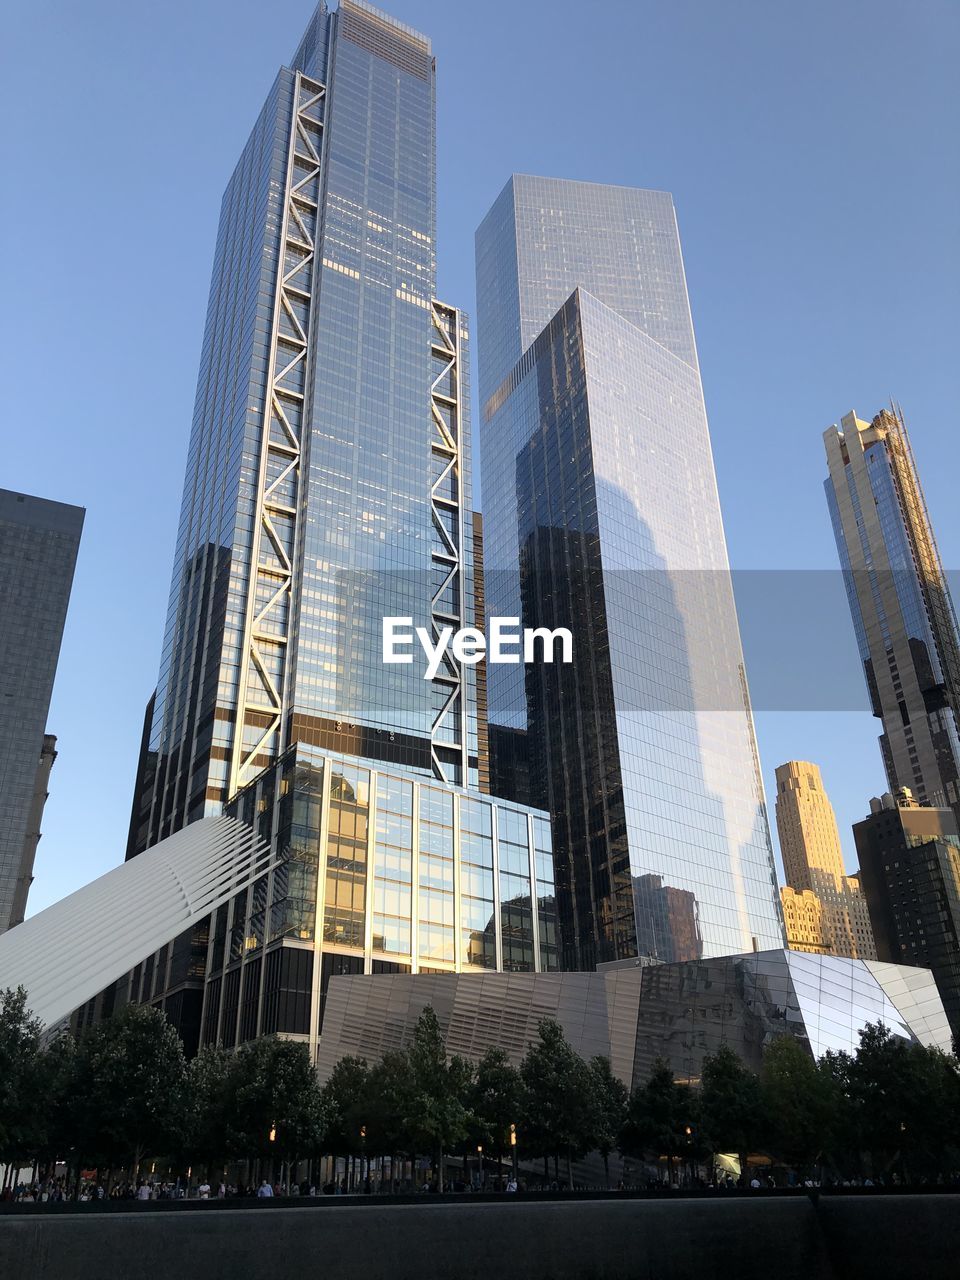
[776,761,876,958]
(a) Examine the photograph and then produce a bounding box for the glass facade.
[197,744,558,1049]
[315,949,954,1097]
[475,176,784,970]
[107,4,556,1058]
[0,490,83,931]
[132,1,484,857]
[825,408,960,829]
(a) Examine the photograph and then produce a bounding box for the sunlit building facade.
[825,408,960,828]
[195,746,556,1050]
[775,760,876,958]
[111,3,556,1053]
[130,1,486,860]
[475,176,784,969]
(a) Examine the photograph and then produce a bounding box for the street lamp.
[477,1145,483,1188]
[510,1124,518,1184]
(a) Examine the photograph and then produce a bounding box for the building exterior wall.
[780,886,828,954]
[191,745,557,1054]
[854,793,960,1043]
[315,950,953,1092]
[106,3,555,1057]
[10,735,58,930]
[475,178,783,970]
[0,490,83,932]
[133,1,484,857]
[825,408,960,828]
[776,761,876,959]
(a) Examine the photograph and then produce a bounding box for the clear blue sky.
[2,1,957,913]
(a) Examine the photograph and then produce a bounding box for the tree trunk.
[566,1150,573,1191]
[603,1151,610,1189]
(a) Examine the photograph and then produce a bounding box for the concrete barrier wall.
[1,1195,956,1280]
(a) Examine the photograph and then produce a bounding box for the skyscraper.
[110,3,557,1053]
[825,407,960,826]
[0,489,84,931]
[131,0,484,858]
[854,789,960,1043]
[475,176,784,969]
[775,760,875,958]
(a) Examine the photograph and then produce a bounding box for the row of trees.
[3,984,960,1191]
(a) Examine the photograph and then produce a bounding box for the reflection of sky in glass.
[476,177,784,966]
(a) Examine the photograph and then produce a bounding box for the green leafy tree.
[699,1043,763,1178]
[759,1035,837,1175]
[589,1055,628,1187]
[183,1044,234,1177]
[620,1057,696,1181]
[469,1047,523,1178]
[320,1056,369,1162]
[844,1022,960,1181]
[519,1018,596,1187]
[70,1004,188,1179]
[361,1048,417,1176]
[403,1006,472,1187]
[0,987,45,1172]
[30,1033,78,1175]
[229,1036,326,1182]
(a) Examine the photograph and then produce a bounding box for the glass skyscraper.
[112,4,557,1054]
[131,0,483,858]
[475,176,784,969]
[825,407,960,828]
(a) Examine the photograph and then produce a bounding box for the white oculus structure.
[0,817,275,1031]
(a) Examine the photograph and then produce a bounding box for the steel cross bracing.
[229,73,326,797]
[429,301,468,785]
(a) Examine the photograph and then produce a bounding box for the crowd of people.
[2,1167,935,1204]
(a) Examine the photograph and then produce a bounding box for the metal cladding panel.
[315,949,954,1089]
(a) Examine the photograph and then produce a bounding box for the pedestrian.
[198,1180,211,1200]
[257,1179,274,1198]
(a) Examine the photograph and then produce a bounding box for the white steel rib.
[0,816,275,1030]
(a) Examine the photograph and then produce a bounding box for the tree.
[0,987,44,1180]
[759,1035,837,1175]
[589,1055,628,1187]
[469,1047,523,1179]
[403,1006,472,1187]
[699,1043,762,1179]
[29,1033,77,1177]
[844,1022,960,1181]
[70,1004,188,1180]
[183,1044,234,1178]
[320,1056,369,1163]
[519,1018,596,1187]
[361,1048,417,1181]
[229,1036,326,1185]
[619,1058,695,1182]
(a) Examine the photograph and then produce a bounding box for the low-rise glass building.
[196,745,558,1051]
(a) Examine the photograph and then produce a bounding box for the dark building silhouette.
[854,789,960,1044]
